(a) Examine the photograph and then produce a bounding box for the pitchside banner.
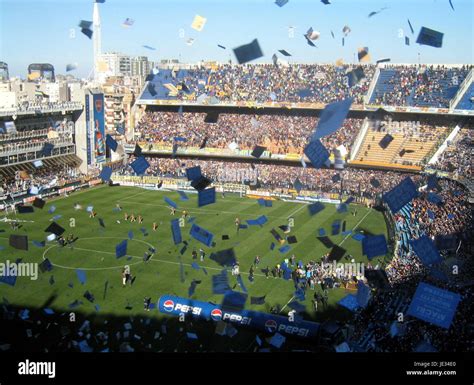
[158,295,319,338]
[85,94,92,165]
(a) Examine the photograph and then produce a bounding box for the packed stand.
[150,64,376,105]
[0,101,82,114]
[371,65,418,106]
[204,64,375,105]
[0,130,73,154]
[371,65,471,108]
[350,279,473,352]
[412,66,471,108]
[0,116,75,155]
[0,165,84,196]
[117,157,421,199]
[430,128,473,179]
[350,176,473,352]
[388,178,472,284]
[134,112,363,154]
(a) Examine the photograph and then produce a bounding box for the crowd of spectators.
[202,64,375,105]
[414,180,471,240]
[0,130,73,154]
[371,65,471,108]
[372,65,418,106]
[0,295,320,353]
[412,66,471,108]
[349,278,473,352]
[388,179,471,282]
[151,64,472,109]
[157,64,375,105]
[134,112,363,154]
[117,157,421,199]
[430,128,473,179]
[349,176,473,352]
[0,165,83,196]
[0,101,82,114]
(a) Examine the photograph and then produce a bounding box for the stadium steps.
[391,130,448,166]
[364,67,381,104]
[354,126,447,169]
[406,88,416,106]
[388,136,409,164]
[398,204,413,251]
[354,131,405,164]
[402,232,409,250]
[455,82,474,110]
[400,204,412,218]
[369,69,398,104]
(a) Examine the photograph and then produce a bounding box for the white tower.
[92,1,102,82]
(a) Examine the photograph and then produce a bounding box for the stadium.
[0,0,473,383]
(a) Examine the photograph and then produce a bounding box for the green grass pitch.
[0,185,388,323]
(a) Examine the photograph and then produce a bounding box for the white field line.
[286,204,307,219]
[119,189,156,201]
[338,208,373,246]
[118,200,291,219]
[280,295,296,313]
[39,244,269,278]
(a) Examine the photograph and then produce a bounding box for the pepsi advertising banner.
[158,295,319,339]
[93,93,106,164]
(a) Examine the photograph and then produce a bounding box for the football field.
[0,185,389,323]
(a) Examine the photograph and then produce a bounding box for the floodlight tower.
[93,0,102,82]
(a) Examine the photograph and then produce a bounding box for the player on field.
[144,297,151,311]
[235,217,240,233]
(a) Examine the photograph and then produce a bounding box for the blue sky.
[0,0,472,78]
